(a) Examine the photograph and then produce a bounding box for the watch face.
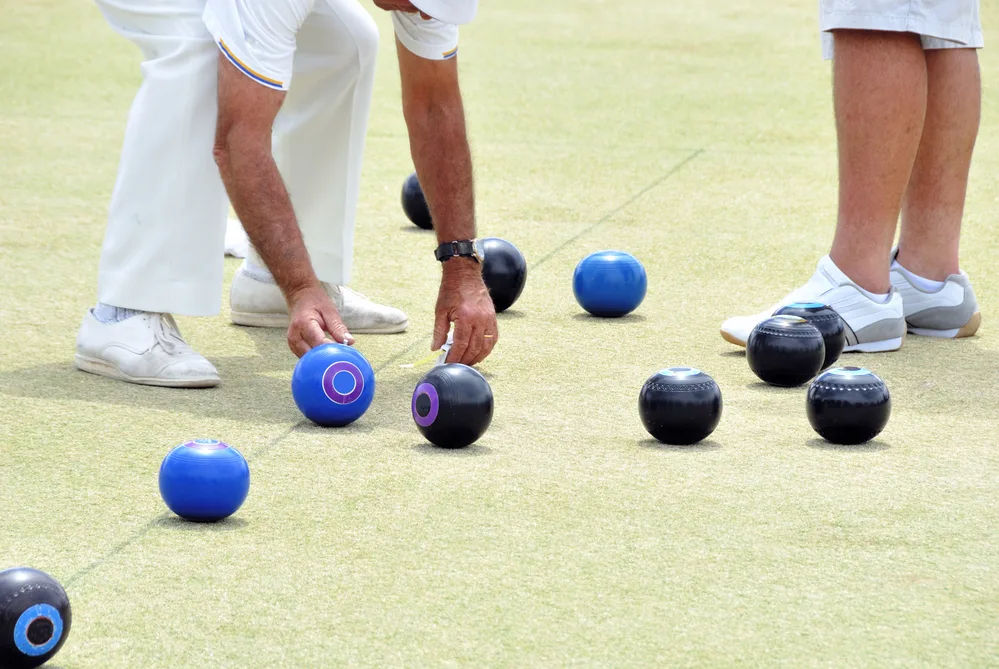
[473,239,485,262]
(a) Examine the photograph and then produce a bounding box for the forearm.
[215,135,318,299]
[403,91,476,246]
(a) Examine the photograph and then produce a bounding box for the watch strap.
[435,240,478,262]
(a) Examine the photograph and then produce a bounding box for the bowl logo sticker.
[14,604,64,656]
[184,439,228,450]
[412,383,440,427]
[659,367,701,378]
[322,362,365,405]
[828,366,872,377]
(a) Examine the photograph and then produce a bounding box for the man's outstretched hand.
[432,259,498,366]
[287,284,354,358]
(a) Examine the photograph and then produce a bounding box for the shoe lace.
[154,314,191,355]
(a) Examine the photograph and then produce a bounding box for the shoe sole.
[721,329,903,353]
[720,329,747,347]
[74,355,221,388]
[908,311,981,339]
[231,311,409,335]
[843,337,903,353]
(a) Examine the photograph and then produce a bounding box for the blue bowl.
[291,343,375,427]
[572,250,647,317]
[159,440,250,522]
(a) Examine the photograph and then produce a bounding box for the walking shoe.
[720,255,906,353]
[890,251,981,338]
[229,266,409,334]
[75,311,220,388]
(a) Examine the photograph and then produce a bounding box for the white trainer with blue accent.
[720,255,906,353]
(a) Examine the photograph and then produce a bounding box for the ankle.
[93,303,143,324]
[241,258,276,284]
[895,247,958,281]
[828,250,890,295]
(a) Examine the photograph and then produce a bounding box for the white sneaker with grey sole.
[720,255,906,353]
[890,251,981,338]
[75,311,220,388]
[229,266,409,334]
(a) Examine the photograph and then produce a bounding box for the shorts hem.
[820,13,983,59]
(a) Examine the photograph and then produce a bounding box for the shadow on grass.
[637,438,721,452]
[806,438,890,452]
[745,381,809,392]
[399,224,433,234]
[410,441,493,456]
[719,350,746,358]
[0,328,431,425]
[497,309,527,320]
[0,327,301,423]
[155,516,250,532]
[295,420,376,436]
[571,312,647,323]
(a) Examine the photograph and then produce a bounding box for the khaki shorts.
[820,0,983,59]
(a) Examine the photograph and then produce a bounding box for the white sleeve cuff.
[203,0,314,91]
[392,11,459,61]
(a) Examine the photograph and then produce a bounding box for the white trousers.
[95,0,378,316]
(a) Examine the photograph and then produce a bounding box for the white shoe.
[229,265,409,334]
[890,250,981,338]
[75,311,220,388]
[720,255,906,353]
[224,218,249,258]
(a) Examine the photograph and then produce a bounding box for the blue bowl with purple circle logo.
[291,343,375,427]
[158,439,250,522]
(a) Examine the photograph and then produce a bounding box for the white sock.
[92,303,142,323]
[891,259,946,292]
[857,287,892,304]
[242,247,276,284]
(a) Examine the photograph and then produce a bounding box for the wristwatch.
[435,239,484,263]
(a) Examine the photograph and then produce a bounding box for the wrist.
[441,256,482,276]
[285,277,324,303]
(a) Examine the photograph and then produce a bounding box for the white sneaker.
[890,250,981,338]
[229,266,409,334]
[720,255,906,353]
[75,311,220,388]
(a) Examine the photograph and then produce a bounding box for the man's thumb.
[323,310,354,346]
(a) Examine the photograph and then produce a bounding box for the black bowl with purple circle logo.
[412,364,493,449]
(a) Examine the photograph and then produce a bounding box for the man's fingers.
[287,323,312,359]
[303,319,333,349]
[431,307,450,351]
[446,318,471,364]
[461,324,484,366]
[478,327,498,364]
[321,307,354,346]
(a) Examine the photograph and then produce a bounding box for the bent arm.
[212,55,319,301]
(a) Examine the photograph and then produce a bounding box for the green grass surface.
[3,0,999,666]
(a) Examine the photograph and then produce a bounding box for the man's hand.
[287,285,354,358]
[372,0,431,18]
[432,258,497,366]
[215,55,335,359]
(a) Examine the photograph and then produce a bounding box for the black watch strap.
[435,240,479,262]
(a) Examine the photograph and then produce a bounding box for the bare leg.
[828,30,927,294]
[897,48,981,280]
